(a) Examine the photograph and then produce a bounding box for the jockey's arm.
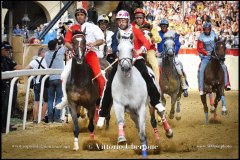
[174,33,181,55]
[197,40,208,56]
[65,41,73,51]
[87,39,104,48]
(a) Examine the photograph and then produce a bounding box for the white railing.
[1,69,63,134]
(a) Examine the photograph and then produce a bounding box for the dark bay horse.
[159,37,182,120]
[201,40,227,123]
[66,29,107,151]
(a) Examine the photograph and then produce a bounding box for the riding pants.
[198,55,211,91]
[85,51,106,97]
[174,56,189,90]
[99,59,161,117]
[146,49,160,85]
[221,63,231,87]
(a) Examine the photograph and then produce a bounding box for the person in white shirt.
[25,47,48,123]
[97,14,115,63]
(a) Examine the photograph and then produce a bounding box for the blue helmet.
[159,19,169,27]
[202,22,211,29]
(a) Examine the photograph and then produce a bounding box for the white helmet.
[97,14,109,23]
[116,10,130,20]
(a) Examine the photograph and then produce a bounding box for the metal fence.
[1,69,63,134]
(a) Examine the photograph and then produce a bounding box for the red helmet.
[134,8,146,17]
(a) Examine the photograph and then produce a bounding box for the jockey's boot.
[155,103,165,113]
[55,97,68,109]
[180,76,188,97]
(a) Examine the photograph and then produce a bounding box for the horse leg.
[105,101,113,129]
[87,107,95,140]
[113,103,126,144]
[175,96,181,120]
[157,95,166,124]
[200,94,208,124]
[209,93,215,113]
[169,94,178,119]
[149,105,160,140]
[138,104,147,157]
[159,111,173,138]
[220,93,227,115]
[69,105,80,150]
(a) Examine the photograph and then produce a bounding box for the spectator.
[1,41,22,133]
[13,24,23,36]
[25,47,48,123]
[45,39,65,123]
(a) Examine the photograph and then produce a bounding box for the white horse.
[111,32,148,157]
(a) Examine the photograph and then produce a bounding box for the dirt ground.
[1,90,239,159]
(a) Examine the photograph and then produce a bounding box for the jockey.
[157,18,189,97]
[197,22,231,95]
[132,8,161,85]
[97,10,172,133]
[97,14,115,63]
[56,8,105,109]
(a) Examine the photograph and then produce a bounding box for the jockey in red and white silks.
[197,22,231,95]
[56,8,105,109]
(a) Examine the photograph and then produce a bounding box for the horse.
[200,40,227,124]
[66,29,108,151]
[158,37,182,120]
[111,32,149,157]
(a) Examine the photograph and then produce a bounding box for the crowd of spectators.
[142,1,239,49]
[11,1,239,49]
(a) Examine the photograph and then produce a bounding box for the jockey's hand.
[87,42,95,49]
[107,48,112,54]
[134,49,142,55]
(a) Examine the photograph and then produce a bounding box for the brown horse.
[67,29,109,151]
[201,40,227,124]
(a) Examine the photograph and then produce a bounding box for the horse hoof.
[175,116,181,121]
[73,144,79,151]
[169,114,174,119]
[221,111,228,115]
[165,129,173,139]
[118,136,127,145]
[210,106,215,113]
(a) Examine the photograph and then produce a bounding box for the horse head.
[117,31,134,76]
[212,40,226,62]
[72,28,87,63]
[163,37,175,61]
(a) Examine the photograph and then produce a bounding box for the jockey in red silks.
[96,10,173,137]
[56,8,105,109]
[197,22,231,95]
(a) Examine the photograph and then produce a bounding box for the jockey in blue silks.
[157,18,189,97]
[197,22,231,95]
